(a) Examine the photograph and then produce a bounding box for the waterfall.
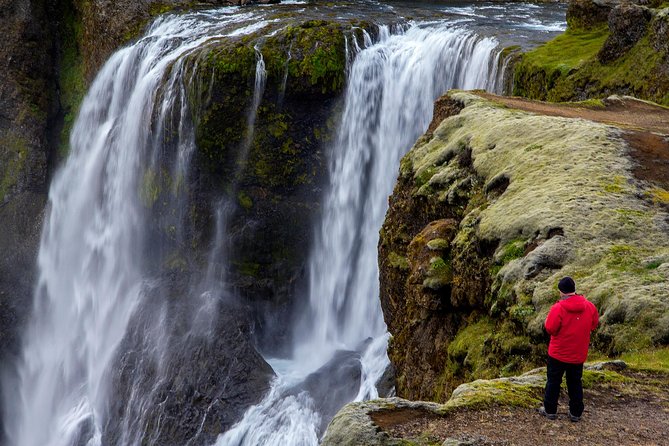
[0,10,273,446]
[216,23,503,446]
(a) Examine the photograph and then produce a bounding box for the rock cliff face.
[379,91,669,402]
[513,0,669,105]
[0,0,56,370]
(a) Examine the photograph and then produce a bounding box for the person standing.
[539,276,599,421]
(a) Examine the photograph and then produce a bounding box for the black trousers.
[543,356,584,416]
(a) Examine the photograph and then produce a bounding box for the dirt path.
[371,370,669,446]
[474,93,669,135]
[471,93,669,189]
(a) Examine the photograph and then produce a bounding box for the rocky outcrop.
[514,0,669,105]
[597,3,653,63]
[378,91,669,402]
[322,360,664,446]
[105,303,274,445]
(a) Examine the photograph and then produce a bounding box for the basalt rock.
[0,0,54,382]
[566,0,615,30]
[598,3,653,63]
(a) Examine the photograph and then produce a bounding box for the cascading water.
[216,22,504,446]
[1,10,276,446]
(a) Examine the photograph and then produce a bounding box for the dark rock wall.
[0,0,56,374]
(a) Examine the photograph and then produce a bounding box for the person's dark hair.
[558,276,576,293]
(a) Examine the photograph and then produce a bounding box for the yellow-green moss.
[238,191,253,210]
[620,347,669,373]
[444,379,542,410]
[388,252,410,270]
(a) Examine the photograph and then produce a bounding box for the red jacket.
[545,294,599,364]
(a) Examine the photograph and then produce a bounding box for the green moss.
[514,25,609,100]
[649,187,669,204]
[140,169,160,207]
[426,238,450,251]
[620,347,669,373]
[238,191,253,210]
[58,1,86,158]
[514,24,669,106]
[445,379,542,410]
[606,245,641,271]
[508,304,535,325]
[498,239,526,264]
[235,261,261,278]
[524,143,542,152]
[388,252,410,270]
[581,369,629,388]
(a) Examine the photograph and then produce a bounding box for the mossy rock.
[379,90,669,403]
[514,5,669,106]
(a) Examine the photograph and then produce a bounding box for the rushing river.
[2,2,565,445]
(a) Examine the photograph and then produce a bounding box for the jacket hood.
[560,294,587,313]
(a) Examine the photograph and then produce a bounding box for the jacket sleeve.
[544,303,562,336]
[590,303,599,331]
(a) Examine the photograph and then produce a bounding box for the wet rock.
[598,3,653,63]
[288,349,362,434]
[104,300,275,446]
[0,0,54,376]
[321,398,442,446]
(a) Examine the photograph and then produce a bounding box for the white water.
[217,23,503,446]
[1,11,275,446]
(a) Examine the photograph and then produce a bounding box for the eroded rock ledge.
[378,91,669,402]
[322,359,669,445]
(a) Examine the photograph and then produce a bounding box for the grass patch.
[620,347,669,373]
[518,25,608,75]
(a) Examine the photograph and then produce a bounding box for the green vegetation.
[58,1,86,158]
[621,347,669,373]
[514,13,669,106]
[445,379,542,410]
[237,191,253,210]
[388,252,410,270]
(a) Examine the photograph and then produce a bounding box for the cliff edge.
[378,91,669,402]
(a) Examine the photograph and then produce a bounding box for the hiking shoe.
[539,407,557,420]
[568,411,581,422]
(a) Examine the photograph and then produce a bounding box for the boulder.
[598,3,653,63]
[566,0,616,30]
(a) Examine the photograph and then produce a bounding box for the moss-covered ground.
[323,357,669,446]
[513,6,669,106]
